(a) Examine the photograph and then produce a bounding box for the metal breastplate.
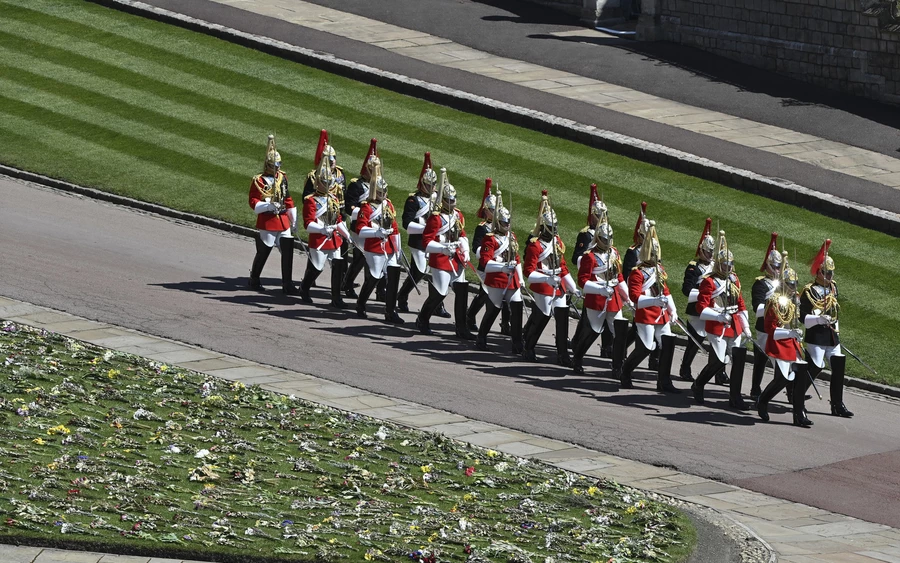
[316,195,340,226]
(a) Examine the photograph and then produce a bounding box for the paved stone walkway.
[4,295,900,562]
[212,0,900,191]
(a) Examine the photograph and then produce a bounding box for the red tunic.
[696,274,747,338]
[524,237,570,297]
[355,201,400,255]
[764,306,802,361]
[302,194,343,251]
[479,233,521,290]
[423,210,467,272]
[249,172,294,231]
[628,266,671,325]
[578,250,624,313]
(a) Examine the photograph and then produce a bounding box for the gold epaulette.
[334,165,343,172]
[579,225,590,233]
[688,260,697,266]
[303,192,317,200]
[755,275,766,281]
[408,192,418,198]
[349,177,360,184]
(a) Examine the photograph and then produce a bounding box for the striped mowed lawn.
[1,0,898,384]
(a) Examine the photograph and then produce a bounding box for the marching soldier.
[750,233,782,401]
[571,220,630,375]
[678,218,715,382]
[341,139,385,301]
[467,180,510,335]
[298,143,350,307]
[801,240,853,418]
[475,188,524,353]
[756,254,814,427]
[396,153,451,319]
[691,231,752,409]
[248,134,300,295]
[303,129,345,200]
[416,168,474,339]
[622,201,649,280]
[571,184,614,359]
[618,222,680,393]
[354,157,404,324]
[522,191,579,366]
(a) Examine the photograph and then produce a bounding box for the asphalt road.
[3,175,899,529]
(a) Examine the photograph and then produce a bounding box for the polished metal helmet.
[712,230,734,277]
[483,194,497,215]
[638,221,661,265]
[594,222,613,251]
[421,168,437,192]
[264,134,281,174]
[315,151,335,195]
[495,205,511,234]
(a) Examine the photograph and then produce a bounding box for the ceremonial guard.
[678,219,715,382]
[618,222,680,393]
[303,129,345,200]
[467,180,510,335]
[800,240,853,418]
[341,139,385,300]
[571,184,614,359]
[750,233,782,401]
[522,192,579,366]
[622,201,649,280]
[756,254,814,427]
[248,134,300,295]
[396,153,451,319]
[691,231,752,408]
[571,219,630,375]
[474,187,525,353]
[416,168,474,339]
[298,142,350,307]
[353,156,404,324]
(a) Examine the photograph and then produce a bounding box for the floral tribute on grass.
[0,322,693,562]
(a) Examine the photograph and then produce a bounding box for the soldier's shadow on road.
[150,276,335,313]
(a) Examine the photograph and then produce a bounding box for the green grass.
[0,321,696,562]
[0,0,898,384]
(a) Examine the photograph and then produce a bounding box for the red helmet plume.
[360,138,378,177]
[477,178,493,219]
[313,129,329,167]
[587,183,599,224]
[695,218,713,257]
[632,201,648,245]
[760,232,778,272]
[416,152,433,191]
[810,239,832,276]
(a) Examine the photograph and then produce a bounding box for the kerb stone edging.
[92,0,900,238]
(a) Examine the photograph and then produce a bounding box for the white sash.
[435,213,452,237]
[641,269,657,294]
[537,240,554,264]
[314,196,327,219]
[413,196,430,220]
[495,235,509,258]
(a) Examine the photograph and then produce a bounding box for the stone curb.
[91,0,900,238]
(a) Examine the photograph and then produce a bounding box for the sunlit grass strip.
[0,322,696,562]
[0,0,897,383]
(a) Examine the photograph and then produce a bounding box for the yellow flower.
[486,450,498,458]
[47,425,71,436]
[428,532,438,542]
[328,538,336,544]
[420,465,432,473]
[626,506,637,514]
[160,365,168,371]
[107,369,120,379]
[587,486,600,496]
[46,462,58,470]
[32,438,46,445]
[572,488,582,495]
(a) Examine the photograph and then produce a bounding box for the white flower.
[375,426,388,440]
[459,518,468,531]
[133,408,152,420]
[194,449,210,459]
[102,350,114,361]
[494,462,509,473]
[167,445,181,454]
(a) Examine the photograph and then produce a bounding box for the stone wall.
[638,0,900,104]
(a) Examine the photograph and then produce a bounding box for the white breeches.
[364,250,399,280]
[772,358,806,382]
[636,322,672,351]
[707,334,743,364]
[688,316,707,338]
[410,247,427,273]
[806,344,843,369]
[431,268,464,296]
[585,308,624,334]
[307,247,340,271]
[484,285,522,308]
[259,229,292,248]
[533,293,567,316]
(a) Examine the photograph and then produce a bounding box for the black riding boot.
[657,334,680,393]
[757,370,787,422]
[466,291,486,332]
[342,249,365,298]
[500,302,511,335]
[522,305,551,362]
[554,307,573,367]
[453,282,475,340]
[750,345,768,400]
[384,266,404,324]
[620,335,651,389]
[692,353,724,404]
[416,284,444,335]
[355,269,379,319]
[829,355,853,417]
[509,300,525,355]
[280,237,300,295]
[571,315,600,374]
[611,319,630,380]
[793,364,813,427]
[330,258,348,309]
[476,299,502,351]
[249,234,272,291]
[599,328,613,359]
[298,261,321,304]
[397,261,424,313]
[648,347,660,371]
[679,324,700,382]
[375,277,387,302]
[729,346,749,410]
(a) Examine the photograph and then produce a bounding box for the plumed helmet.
[593,222,613,250]
[417,152,436,193]
[712,230,734,277]
[587,184,607,226]
[422,168,437,188]
[633,201,649,245]
[496,205,511,224]
[638,221,661,265]
[314,129,336,167]
[366,156,387,201]
[810,239,833,277]
[315,151,334,194]
[695,218,713,258]
[760,232,780,273]
[483,194,497,214]
[264,134,281,173]
[360,138,378,179]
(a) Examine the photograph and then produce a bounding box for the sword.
[396,249,422,295]
[672,317,707,354]
[825,324,878,376]
[748,336,822,400]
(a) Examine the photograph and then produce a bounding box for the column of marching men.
[247,132,856,429]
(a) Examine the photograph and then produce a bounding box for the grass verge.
[0,0,897,384]
[0,321,696,562]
